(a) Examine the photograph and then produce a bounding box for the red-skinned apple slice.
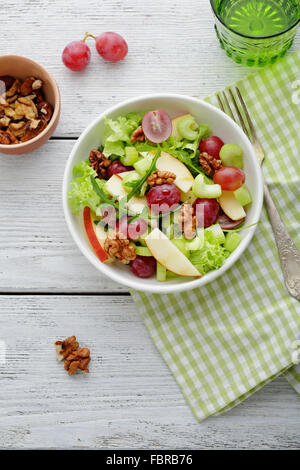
[83,206,109,262]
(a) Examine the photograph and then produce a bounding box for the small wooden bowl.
[0,55,61,155]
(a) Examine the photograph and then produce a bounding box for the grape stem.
[82,32,97,42]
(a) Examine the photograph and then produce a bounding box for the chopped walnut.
[20,77,35,96]
[0,76,15,91]
[32,79,42,91]
[15,97,38,120]
[37,101,53,121]
[54,335,79,362]
[5,79,21,98]
[0,76,53,145]
[9,120,27,138]
[199,152,222,176]
[6,94,19,104]
[4,106,23,120]
[147,170,176,187]
[89,149,111,178]
[20,117,48,142]
[178,204,196,240]
[0,116,10,128]
[0,129,18,145]
[0,96,9,107]
[64,348,91,376]
[0,130,12,145]
[130,125,145,143]
[104,232,136,264]
[54,336,91,376]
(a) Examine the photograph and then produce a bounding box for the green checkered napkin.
[131,51,300,421]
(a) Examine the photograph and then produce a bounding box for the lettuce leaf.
[103,140,125,157]
[68,160,102,214]
[103,112,143,157]
[189,237,230,275]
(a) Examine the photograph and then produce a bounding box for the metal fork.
[217,87,300,301]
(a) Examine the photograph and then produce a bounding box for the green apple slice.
[219,190,246,221]
[145,228,201,277]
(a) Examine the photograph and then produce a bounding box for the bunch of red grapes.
[62,32,128,71]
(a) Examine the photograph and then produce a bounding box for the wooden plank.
[0,295,299,449]
[0,140,127,292]
[2,0,299,137]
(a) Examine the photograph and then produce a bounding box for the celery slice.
[234,185,252,206]
[156,263,167,281]
[192,174,221,199]
[177,115,198,141]
[185,235,204,251]
[134,158,152,176]
[122,171,141,193]
[121,147,139,166]
[135,246,152,256]
[224,232,242,252]
[205,224,225,245]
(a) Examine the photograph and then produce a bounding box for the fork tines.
[217,87,256,144]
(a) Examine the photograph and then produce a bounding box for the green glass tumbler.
[210,0,300,66]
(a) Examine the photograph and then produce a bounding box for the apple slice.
[83,206,109,262]
[105,174,128,198]
[139,150,194,193]
[219,191,246,221]
[171,114,190,139]
[156,151,194,193]
[105,174,148,215]
[145,228,201,277]
[127,196,148,215]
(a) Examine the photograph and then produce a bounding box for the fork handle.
[264,182,300,301]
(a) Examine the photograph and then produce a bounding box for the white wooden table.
[1,0,300,450]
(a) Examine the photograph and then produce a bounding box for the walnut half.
[147,170,176,187]
[104,232,136,264]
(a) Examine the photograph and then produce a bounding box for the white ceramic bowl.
[63,94,263,294]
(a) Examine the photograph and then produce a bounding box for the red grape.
[62,41,91,71]
[130,255,156,278]
[199,136,224,159]
[118,216,148,240]
[107,161,134,178]
[213,166,245,191]
[193,198,220,228]
[142,110,172,143]
[95,32,128,62]
[218,212,245,230]
[147,183,180,214]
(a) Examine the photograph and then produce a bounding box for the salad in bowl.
[63,95,263,293]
